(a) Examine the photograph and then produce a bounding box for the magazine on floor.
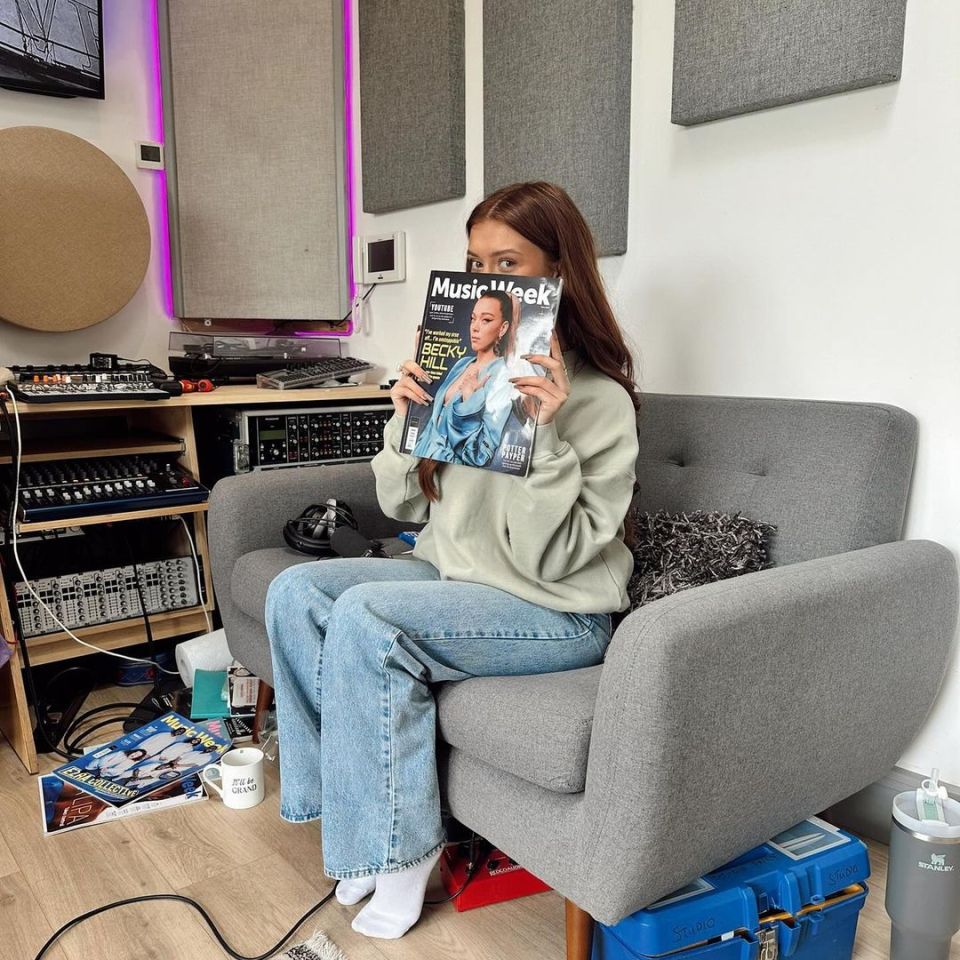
[38,773,205,836]
[50,711,230,807]
[400,270,563,477]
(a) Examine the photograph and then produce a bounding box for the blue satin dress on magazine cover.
[413,355,515,467]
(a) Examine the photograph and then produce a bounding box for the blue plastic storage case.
[592,818,869,960]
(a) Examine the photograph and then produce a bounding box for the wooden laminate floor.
[1,687,957,960]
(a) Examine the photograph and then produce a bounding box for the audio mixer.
[3,455,208,523]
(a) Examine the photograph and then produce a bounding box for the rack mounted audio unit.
[15,556,203,638]
[195,403,393,482]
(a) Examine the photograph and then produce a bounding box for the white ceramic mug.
[201,747,265,809]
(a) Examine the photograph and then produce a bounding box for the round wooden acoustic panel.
[0,126,151,332]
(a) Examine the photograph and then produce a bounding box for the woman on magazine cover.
[411,289,520,466]
[266,181,640,940]
[88,747,148,782]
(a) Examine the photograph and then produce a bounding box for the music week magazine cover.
[51,711,230,807]
[400,271,563,477]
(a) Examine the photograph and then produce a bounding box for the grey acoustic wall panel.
[484,0,633,257]
[359,0,464,213]
[672,0,908,126]
[160,0,348,319]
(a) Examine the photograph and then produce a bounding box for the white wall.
[352,0,960,783]
[0,3,170,366]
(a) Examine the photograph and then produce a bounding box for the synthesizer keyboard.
[7,363,168,403]
[256,355,374,390]
[3,455,208,523]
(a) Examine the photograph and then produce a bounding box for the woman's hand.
[391,362,433,417]
[509,333,570,426]
[390,325,433,417]
[457,362,490,403]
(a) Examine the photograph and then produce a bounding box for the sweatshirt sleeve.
[371,413,430,523]
[504,387,638,583]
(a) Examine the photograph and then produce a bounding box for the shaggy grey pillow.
[627,510,777,611]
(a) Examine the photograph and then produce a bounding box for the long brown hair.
[417,181,640,504]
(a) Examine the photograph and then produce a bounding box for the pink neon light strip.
[148,0,174,319]
[343,0,358,311]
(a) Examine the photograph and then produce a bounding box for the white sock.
[335,875,376,905]
[351,849,442,939]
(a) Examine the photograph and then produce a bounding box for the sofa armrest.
[207,463,418,640]
[575,539,958,923]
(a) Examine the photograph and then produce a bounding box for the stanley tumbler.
[885,778,960,960]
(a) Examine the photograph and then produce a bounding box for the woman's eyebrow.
[467,249,522,258]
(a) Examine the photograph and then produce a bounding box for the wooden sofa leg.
[252,681,274,744]
[565,899,594,960]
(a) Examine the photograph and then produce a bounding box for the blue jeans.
[264,556,612,879]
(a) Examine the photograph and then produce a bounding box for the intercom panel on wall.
[158,0,349,321]
[355,232,406,284]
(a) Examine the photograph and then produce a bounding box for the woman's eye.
[468,259,483,271]
[497,259,515,270]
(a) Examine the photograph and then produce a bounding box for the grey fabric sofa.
[209,393,958,952]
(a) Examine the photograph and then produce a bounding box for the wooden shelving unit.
[0,383,389,772]
[0,431,184,465]
[23,607,213,666]
[16,501,208,534]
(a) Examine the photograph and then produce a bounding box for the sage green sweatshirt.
[370,354,639,613]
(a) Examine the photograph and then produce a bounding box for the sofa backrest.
[634,394,917,566]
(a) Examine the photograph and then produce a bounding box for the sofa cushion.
[436,666,602,794]
[627,509,776,609]
[231,539,416,623]
[232,547,314,623]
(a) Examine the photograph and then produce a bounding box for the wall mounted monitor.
[0,0,104,99]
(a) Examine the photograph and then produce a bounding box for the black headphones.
[283,499,358,556]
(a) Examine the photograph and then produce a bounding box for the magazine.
[51,711,230,807]
[187,707,253,744]
[171,686,254,743]
[228,664,259,718]
[38,773,205,836]
[400,271,563,477]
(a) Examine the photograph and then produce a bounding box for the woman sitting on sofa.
[265,180,641,940]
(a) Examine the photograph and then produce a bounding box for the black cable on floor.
[34,885,338,960]
[424,835,480,905]
[424,861,478,905]
[62,716,138,756]
[65,701,147,732]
